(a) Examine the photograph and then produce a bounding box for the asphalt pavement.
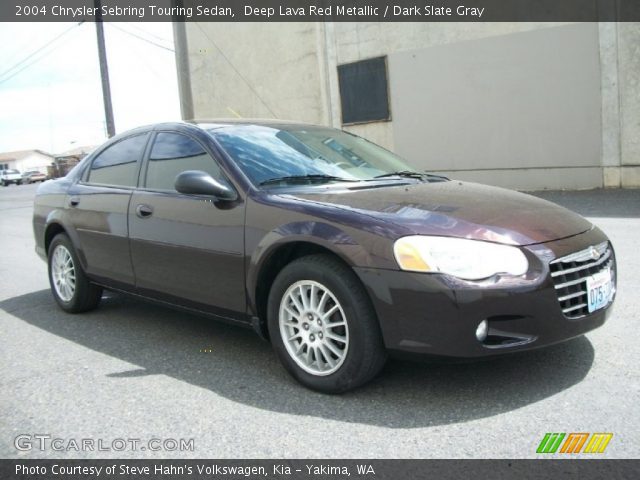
[1,183,638,458]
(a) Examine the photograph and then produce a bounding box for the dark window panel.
[146,132,221,191]
[338,56,390,125]
[88,133,148,187]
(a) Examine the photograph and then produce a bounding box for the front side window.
[145,132,221,191]
[88,134,148,187]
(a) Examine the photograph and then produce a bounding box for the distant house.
[52,145,96,177]
[0,150,54,173]
[56,145,97,159]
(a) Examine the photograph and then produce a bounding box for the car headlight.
[393,235,528,280]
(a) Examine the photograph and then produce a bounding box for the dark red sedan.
[32,120,617,392]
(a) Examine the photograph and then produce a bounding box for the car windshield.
[209,124,421,186]
[5,169,19,174]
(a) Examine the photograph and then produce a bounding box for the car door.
[128,130,246,317]
[66,132,149,286]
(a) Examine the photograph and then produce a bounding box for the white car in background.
[0,169,22,186]
[22,170,47,184]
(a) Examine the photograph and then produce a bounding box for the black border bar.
[3,0,640,22]
[4,459,640,480]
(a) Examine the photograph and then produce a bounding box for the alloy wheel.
[51,244,76,302]
[279,280,349,376]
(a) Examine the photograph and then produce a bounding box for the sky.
[0,21,181,154]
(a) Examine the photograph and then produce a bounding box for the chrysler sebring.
[33,120,617,392]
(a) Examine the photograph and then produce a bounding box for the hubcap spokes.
[279,280,349,376]
[51,245,76,302]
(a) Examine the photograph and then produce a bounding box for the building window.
[337,56,390,125]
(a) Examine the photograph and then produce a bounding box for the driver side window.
[145,132,222,191]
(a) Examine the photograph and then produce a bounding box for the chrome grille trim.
[549,242,614,319]
[563,303,588,314]
[554,277,590,290]
[555,241,608,264]
[550,249,611,277]
[557,290,587,302]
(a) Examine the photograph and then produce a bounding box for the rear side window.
[88,134,148,187]
[145,132,221,191]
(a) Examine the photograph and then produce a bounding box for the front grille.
[550,241,615,319]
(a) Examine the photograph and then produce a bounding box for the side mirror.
[174,170,237,200]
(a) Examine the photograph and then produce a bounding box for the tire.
[16,180,22,185]
[268,254,386,393]
[48,233,102,313]
[2,181,7,187]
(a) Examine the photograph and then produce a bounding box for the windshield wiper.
[374,170,425,179]
[259,174,358,186]
[373,171,450,182]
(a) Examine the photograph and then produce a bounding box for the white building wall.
[180,22,640,190]
[617,23,640,187]
[18,153,52,173]
[185,23,328,124]
[386,23,603,190]
[599,22,640,188]
[324,22,571,147]
[3,152,52,173]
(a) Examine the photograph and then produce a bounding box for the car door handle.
[135,204,153,218]
[69,196,80,207]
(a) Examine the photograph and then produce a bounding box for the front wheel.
[268,254,386,393]
[48,233,102,313]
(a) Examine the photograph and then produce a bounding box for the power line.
[0,22,82,79]
[107,23,175,53]
[194,23,277,118]
[0,22,84,85]
[125,23,174,44]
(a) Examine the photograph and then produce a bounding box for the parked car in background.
[22,170,47,184]
[32,120,617,393]
[1,169,22,186]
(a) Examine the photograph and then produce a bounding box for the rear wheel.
[268,254,386,393]
[48,233,102,313]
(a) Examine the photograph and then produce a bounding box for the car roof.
[194,119,323,133]
[96,119,325,150]
[145,119,316,132]
[191,118,308,128]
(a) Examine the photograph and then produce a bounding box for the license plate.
[586,268,612,313]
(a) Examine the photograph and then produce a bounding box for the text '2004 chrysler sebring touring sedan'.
[33,120,617,393]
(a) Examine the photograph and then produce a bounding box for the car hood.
[286,181,592,246]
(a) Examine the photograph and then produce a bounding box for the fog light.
[476,320,488,342]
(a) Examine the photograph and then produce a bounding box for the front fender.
[246,221,373,312]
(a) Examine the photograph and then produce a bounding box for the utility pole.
[172,0,194,120]
[94,0,115,137]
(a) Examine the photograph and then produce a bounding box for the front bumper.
[355,227,616,358]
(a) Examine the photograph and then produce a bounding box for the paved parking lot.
[1,183,638,458]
